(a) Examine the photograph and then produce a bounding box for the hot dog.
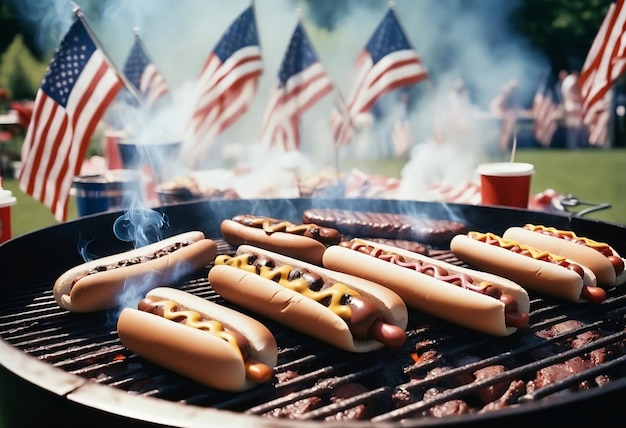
[503,224,626,287]
[220,215,342,265]
[117,287,277,392]
[322,239,530,337]
[209,245,408,352]
[450,232,606,304]
[54,231,217,312]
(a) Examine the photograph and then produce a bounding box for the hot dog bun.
[220,217,340,265]
[209,245,408,353]
[503,225,625,287]
[54,231,217,312]
[322,240,530,336]
[117,287,277,392]
[450,233,600,303]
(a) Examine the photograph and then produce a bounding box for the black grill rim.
[2,197,626,427]
[3,333,626,428]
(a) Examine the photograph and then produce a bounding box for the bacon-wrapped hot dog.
[450,232,605,304]
[322,239,530,337]
[220,215,342,265]
[54,231,217,312]
[209,245,408,352]
[117,287,277,392]
[503,224,626,287]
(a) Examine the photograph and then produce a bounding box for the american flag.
[532,76,559,147]
[122,32,169,106]
[18,17,123,222]
[331,7,428,146]
[259,22,333,152]
[188,6,262,148]
[580,0,626,146]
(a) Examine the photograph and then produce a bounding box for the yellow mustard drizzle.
[158,299,243,359]
[216,254,356,319]
[524,224,609,251]
[237,216,311,235]
[469,231,567,262]
[215,254,256,272]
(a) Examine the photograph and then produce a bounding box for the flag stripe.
[194,77,260,139]
[195,46,262,104]
[123,35,169,106]
[260,64,332,135]
[140,64,168,105]
[191,51,262,131]
[188,6,262,152]
[46,57,121,212]
[580,2,616,90]
[581,0,626,146]
[331,8,427,147]
[18,19,123,221]
[532,74,559,147]
[259,22,333,152]
[350,53,426,115]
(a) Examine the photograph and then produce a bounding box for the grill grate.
[2,237,626,424]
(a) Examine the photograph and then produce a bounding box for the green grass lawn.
[339,147,626,226]
[2,178,78,238]
[2,147,625,240]
[513,148,626,224]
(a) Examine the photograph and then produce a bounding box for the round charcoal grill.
[2,198,626,427]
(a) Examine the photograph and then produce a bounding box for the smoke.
[11,0,548,193]
[113,199,169,248]
[7,0,552,323]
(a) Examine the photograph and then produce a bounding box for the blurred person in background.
[554,69,568,105]
[560,70,589,149]
[490,79,520,153]
[433,78,477,145]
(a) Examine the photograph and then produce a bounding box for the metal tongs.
[552,194,612,218]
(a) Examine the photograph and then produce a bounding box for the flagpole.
[298,8,348,182]
[332,94,353,181]
[71,3,144,106]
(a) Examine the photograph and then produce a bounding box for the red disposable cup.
[477,162,535,208]
[104,130,125,170]
[0,189,17,244]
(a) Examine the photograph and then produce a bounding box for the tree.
[0,35,47,99]
[513,0,613,73]
[0,0,46,60]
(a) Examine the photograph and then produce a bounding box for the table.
[0,111,19,126]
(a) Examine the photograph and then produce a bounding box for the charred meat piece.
[274,370,299,384]
[391,386,415,408]
[302,208,467,246]
[532,320,590,360]
[535,320,586,340]
[473,365,511,404]
[478,380,526,413]
[532,320,612,391]
[325,383,371,421]
[527,356,595,393]
[423,388,474,417]
[267,396,323,418]
[425,366,474,389]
